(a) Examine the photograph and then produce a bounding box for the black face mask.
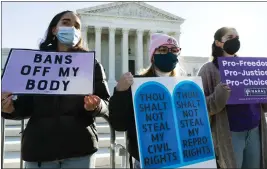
[223,38,240,55]
[153,52,178,73]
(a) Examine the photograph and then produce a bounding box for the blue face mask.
[56,27,81,47]
[153,52,179,72]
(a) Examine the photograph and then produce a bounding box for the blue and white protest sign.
[131,77,216,168]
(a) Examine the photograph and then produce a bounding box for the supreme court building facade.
[77,2,186,90]
[1,2,209,93]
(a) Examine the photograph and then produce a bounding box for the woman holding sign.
[198,27,267,168]
[109,33,185,169]
[1,10,110,168]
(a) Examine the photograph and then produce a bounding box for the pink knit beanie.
[149,33,180,61]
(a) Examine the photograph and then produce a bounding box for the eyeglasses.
[155,46,181,54]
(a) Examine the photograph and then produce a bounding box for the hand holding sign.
[84,95,101,111]
[116,72,134,91]
[214,83,231,102]
[218,83,231,91]
[1,92,14,113]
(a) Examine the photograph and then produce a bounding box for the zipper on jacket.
[55,96,61,160]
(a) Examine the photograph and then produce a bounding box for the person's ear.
[52,27,57,36]
[215,40,223,48]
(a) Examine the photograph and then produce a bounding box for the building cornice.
[77,2,185,23]
[80,14,181,34]
[79,13,183,24]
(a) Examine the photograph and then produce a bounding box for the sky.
[2,1,267,58]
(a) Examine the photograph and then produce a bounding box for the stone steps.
[3,118,127,168]
[4,133,125,152]
[4,123,119,137]
[3,148,122,168]
[4,118,107,125]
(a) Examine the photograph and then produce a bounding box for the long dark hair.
[139,65,176,77]
[211,27,230,68]
[39,10,86,52]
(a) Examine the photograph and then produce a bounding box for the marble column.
[95,26,102,62]
[135,29,144,74]
[81,26,88,49]
[122,28,129,74]
[108,27,116,82]
[144,32,150,68]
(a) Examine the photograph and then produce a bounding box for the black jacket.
[109,75,150,161]
[2,59,110,162]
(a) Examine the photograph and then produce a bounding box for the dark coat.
[109,75,150,161]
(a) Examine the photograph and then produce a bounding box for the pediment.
[77,2,184,22]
